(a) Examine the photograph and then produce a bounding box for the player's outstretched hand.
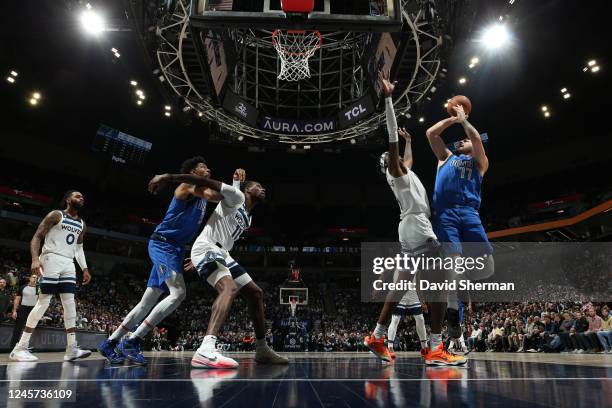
[183,258,196,273]
[82,268,92,285]
[233,168,246,182]
[378,70,397,98]
[452,104,468,123]
[148,174,169,194]
[398,127,411,142]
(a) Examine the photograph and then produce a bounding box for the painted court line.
[1,378,611,382]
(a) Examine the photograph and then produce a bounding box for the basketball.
[447,95,472,116]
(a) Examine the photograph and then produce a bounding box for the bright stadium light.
[471,57,479,65]
[136,100,142,106]
[80,10,105,36]
[7,76,15,83]
[560,88,567,93]
[350,138,356,144]
[291,144,297,150]
[198,112,203,117]
[29,98,38,106]
[164,105,171,111]
[541,105,548,112]
[588,60,596,67]
[10,71,18,77]
[563,93,571,99]
[303,145,311,150]
[591,65,600,73]
[419,117,425,123]
[32,92,41,100]
[164,111,171,117]
[130,80,138,86]
[544,111,550,118]
[237,135,244,141]
[458,77,467,85]
[481,23,511,50]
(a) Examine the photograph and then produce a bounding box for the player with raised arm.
[98,157,220,365]
[10,191,92,362]
[363,71,466,366]
[425,102,495,344]
[149,169,288,369]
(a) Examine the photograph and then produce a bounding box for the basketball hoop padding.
[281,0,314,13]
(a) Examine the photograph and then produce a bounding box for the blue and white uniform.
[432,154,493,256]
[39,211,84,294]
[147,195,207,291]
[191,183,253,289]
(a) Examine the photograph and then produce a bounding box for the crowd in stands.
[1,246,611,354]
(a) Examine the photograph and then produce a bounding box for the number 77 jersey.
[433,154,483,212]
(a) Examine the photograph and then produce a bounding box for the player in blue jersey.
[99,156,223,364]
[426,104,495,340]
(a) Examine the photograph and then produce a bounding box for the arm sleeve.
[75,243,88,269]
[232,179,242,189]
[385,97,398,143]
[220,183,245,210]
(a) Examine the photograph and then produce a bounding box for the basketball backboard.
[280,287,309,305]
[191,0,403,32]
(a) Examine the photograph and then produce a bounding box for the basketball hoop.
[289,296,299,317]
[272,29,322,81]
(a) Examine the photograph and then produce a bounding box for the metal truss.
[156,0,442,144]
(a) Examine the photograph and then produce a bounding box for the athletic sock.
[420,340,429,350]
[109,326,128,341]
[131,320,154,340]
[67,332,76,348]
[17,332,32,349]
[374,323,387,339]
[200,335,217,353]
[388,343,394,352]
[430,333,442,350]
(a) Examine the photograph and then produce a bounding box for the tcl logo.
[343,104,367,120]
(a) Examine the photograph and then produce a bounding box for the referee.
[10,275,39,349]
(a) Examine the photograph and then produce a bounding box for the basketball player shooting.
[363,70,466,366]
[426,101,495,341]
[99,157,220,365]
[10,191,92,362]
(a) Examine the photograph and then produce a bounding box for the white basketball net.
[272,30,322,81]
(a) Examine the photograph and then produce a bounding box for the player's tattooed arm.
[149,173,223,194]
[399,127,413,169]
[30,211,61,276]
[454,105,489,174]
[425,118,455,162]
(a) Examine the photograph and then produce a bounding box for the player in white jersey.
[10,190,92,362]
[363,71,466,366]
[149,169,287,369]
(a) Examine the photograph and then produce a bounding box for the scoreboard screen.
[92,124,152,165]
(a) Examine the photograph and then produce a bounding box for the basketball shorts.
[39,253,76,294]
[433,206,493,257]
[147,239,184,291]
[398,213,437,254]
[190,241,252,289]
[393,288,422,317]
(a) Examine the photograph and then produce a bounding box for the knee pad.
[25,294,52,328]
[60,293,77,329]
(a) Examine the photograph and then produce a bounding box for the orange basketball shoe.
[423,343,467,366]
[364,334,392,362]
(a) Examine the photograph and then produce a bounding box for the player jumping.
[99,157,219,365]
[149,169,288,369]
[363,71,466,366]
[425,104,495,343]
[10,190,92,362]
